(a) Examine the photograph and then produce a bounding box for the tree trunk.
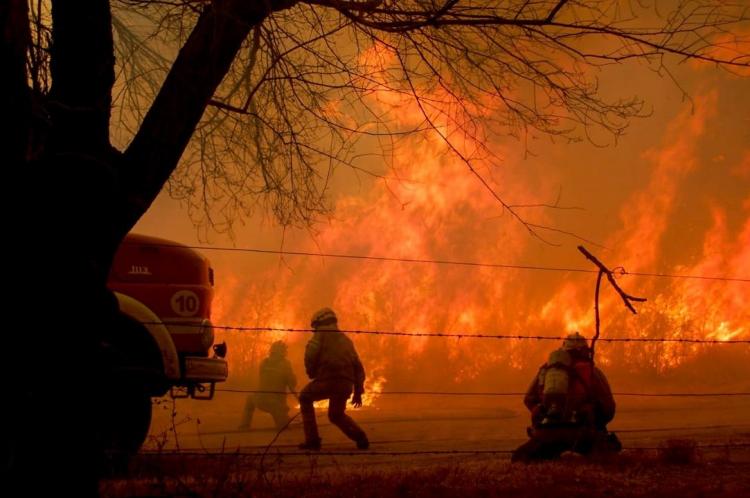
[9,2,120,495]
[1,0,31,164]
[7,1,299,495]
[49,0,115,155]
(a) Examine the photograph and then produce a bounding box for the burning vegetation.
[211,88,749,405]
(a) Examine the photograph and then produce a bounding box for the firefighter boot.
[298,437,322,451]
[356,437,370,450]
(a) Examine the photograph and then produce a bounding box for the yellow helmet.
[311,307,338,329]
[562,331,589,351]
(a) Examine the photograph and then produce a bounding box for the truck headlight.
[200,319,215,351]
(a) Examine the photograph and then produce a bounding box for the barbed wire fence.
[133,243,749,467]
[144,321,750,343]
[142,441,750,458]
[214,388,750,397]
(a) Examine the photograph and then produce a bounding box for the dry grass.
[658,439,700,464]
[101,447,750,498]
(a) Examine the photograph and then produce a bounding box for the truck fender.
[114,292,181,381]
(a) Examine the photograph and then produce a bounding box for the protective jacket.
[524,353,615,429]
[256,353,296,406]
[304,326,365,394]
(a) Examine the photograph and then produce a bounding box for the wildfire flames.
[202,45,749,405]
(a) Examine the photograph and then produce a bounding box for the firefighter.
[297,308,369,450]
[512,332,621,462]
[238,340,297,431]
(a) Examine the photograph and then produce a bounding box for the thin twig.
[578,245,647,358]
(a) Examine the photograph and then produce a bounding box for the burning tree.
[2,0,748,494]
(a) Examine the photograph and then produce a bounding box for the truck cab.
[103,233,228,462]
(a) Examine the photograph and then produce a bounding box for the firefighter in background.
[237,341,297,431]
[298,308,369,450]
[512,332,621,462]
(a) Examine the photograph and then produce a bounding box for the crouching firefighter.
[512,332,622,462]
[237,341,297,431]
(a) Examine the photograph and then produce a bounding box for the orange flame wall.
[207,83,749,400]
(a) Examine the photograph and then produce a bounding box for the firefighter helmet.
[562,331,589,351]
[270,340,287,355]
[311,307,338,329]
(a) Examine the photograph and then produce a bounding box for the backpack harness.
[536,349,595,426]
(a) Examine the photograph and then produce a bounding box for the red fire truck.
[104,233,228,460]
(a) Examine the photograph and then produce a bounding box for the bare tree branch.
[71,0,750,233]
[578,245,648,314]
[578,244,647,360]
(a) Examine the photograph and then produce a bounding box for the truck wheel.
[101,388,152,474]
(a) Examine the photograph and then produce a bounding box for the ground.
[99,394,750,496]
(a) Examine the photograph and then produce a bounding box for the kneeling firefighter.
[512,332,622,462]
[238,341,297,431]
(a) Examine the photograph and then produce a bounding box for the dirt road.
[143,394,750,464]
